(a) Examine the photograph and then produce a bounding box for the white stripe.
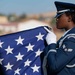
[57,9,70,13]
[46,49,57,58]
[48,49,57,53]
[44,27,53,33]
[66,64,75,68]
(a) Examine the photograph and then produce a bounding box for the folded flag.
[0,26,48,75]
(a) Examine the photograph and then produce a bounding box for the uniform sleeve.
[45,38,75,72]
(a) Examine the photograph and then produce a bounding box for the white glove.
[44,27,57,45]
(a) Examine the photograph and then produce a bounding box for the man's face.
[56,13,69,29]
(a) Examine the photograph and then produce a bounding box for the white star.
[0,58,4,65]
[35,49,43,57]
[4,62,13,71]
[24,59,32,67]
[31,64,40,72]
[14,68,21,75]
[25,43,34,52]
[15,36,24,45]
[0,40,4,48]
[36,33,44,41]
[5,46,14,54]
[25,73,27,75]
[15,52,24,61]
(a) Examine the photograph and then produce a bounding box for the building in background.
[18,19,51,31]
[0,23,18,35]
[0,19,51,35]
[0,16,8,24]
[0,12,64,39]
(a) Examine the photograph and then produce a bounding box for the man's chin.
[56,27,63,29]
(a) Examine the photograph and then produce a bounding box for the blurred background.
[0,0,75,40]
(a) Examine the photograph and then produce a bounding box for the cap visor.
[54,12,64,18]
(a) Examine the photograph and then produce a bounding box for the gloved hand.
[44,27,57,45]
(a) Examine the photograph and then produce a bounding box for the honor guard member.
[43,1,75,75]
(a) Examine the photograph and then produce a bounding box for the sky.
[0,0,75,15]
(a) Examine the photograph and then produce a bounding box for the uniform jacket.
[43,27,75,75]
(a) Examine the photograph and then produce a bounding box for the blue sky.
[0,0,75,15]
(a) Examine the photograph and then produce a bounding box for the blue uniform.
[43,27,75,75]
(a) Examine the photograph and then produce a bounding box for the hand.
[44,27,57,45]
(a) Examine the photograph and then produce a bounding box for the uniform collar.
[62,28,72,37]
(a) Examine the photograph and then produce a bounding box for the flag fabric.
[0,26,48,75]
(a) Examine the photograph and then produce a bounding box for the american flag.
[0,26,48,75]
